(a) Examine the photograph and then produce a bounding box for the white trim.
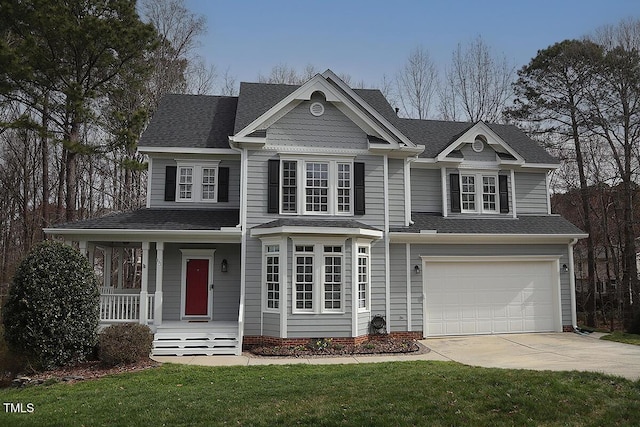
[421,255,562,262]
[390,232,588,245]
[280,235,288,338]
[521,163,560,170]
[405,243,412,331]
[441,167,448,217]
[146,156,152,209]
[356,241,371,313]
[404,158,412,226]
[351,238,358,336]
[175,160,220,203]
[383,155,391,331]
[459,171,500,214]
[568,238,579,329]
[260,238,282,314]
[44,228,242,242]
[179,249,215,320]
[510,169,517,218]
[290,238,347,315]
[436,122,525,164]
[154,242,164,326]
[546,171,552,215]
[140,242,150,325]
[250,226,382,239]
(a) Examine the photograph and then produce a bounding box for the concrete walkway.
[152,332,640,381]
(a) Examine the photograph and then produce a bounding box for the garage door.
[424,259,558,336]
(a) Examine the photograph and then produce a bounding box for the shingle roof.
[253,218,380,231]
[390,213,585,235]
[139,81,557,164]
[138,94,237,149]
[52,209,240,230]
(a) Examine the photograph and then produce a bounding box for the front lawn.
[601,331,640,346]
[0,362,638,426]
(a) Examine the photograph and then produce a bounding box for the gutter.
[568,237,580,332]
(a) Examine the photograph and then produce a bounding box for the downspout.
[568,238,579,332]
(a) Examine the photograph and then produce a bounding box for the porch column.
[154,242,164,326]
[139,241,150,325]
[116,247,123,289]
[88,243,96,268]
[78,240,88,257]
[104,247,112,288]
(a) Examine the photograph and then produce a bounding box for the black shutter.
[499,175,509,213]
[218,167,229,202]
[354,162,365,215]
[164,165,177,201]
[450,173,461,213]
[267,159,279,213]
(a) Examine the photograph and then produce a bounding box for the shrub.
[99,323,153,366]
[2,241,100,370]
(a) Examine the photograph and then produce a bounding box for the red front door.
[185,259,209,316]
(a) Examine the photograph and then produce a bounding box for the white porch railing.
[100,293,155,323]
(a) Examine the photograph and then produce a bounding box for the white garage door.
[424,259,559,336]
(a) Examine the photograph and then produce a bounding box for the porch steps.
[152,322,240,356]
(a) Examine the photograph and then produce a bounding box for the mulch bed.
[249,337,426,357]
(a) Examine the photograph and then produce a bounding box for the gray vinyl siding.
[515,172,548,214]
[388,158,406,227]
[369,240,387,318]
[389,243,409,332]
[149,157,241,209]
[407,244,573,329]
[262,312,280,337]
[245,151,386,230]
[151,243,240,322]
[357,312,371,336]
[411,168,441,213]
[243,237,263,336]
[460,143,497,162]
[268,99,368,150]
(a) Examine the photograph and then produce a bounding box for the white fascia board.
[321,69,415,148]
[44,228,242,243]
[389,232,588,244]
[520,163,560,170]
[436,121,525,163]
[137,147,238,155]
[250,226,383,239]
[227,136,267,145]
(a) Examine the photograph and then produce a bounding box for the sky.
[185,0,640,89]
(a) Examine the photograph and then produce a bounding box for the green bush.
[99,323,153,366]
[2,241,100,370]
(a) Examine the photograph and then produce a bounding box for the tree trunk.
[64,121,80,222]
[41,94,49,233]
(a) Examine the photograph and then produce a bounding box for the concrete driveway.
[422,332,640,381]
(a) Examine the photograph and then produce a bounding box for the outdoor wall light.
[561,264,569,273]
[414,265,421,274]
[221,259,228,273]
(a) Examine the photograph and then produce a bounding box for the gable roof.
[138,94,237,149]
[137,74,557,165]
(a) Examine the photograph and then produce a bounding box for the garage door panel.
[425,260,557,336]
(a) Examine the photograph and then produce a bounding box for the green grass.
[0,362,638,426]
[601,331,640,346]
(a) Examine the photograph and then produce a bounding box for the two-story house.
[45,70,586,356]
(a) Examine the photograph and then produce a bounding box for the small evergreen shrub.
[2,241,100,370]
[99,323,153,366]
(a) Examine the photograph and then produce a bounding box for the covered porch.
[44,208,245,355]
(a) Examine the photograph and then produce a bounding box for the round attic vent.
[472,136,485,153]
[310,102,325,117]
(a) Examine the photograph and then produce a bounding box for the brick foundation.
[242,331,424,350]
[562,325,575,332]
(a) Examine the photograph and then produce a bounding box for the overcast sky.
[185,0,640,88]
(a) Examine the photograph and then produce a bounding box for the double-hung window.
[176,161,220,203]
[277,159,354,215]
[292,240,345,314]
[357,245,370,311]
[264,244,280,310]
[459,173,499,214]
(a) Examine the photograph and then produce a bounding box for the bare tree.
[440,36,514,122]
[395,46,438,119]
[219,68,238,96]
[258,63,302,84]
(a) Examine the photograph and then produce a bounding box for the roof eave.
[389,232,588,244]
[250,226,383,239]
[44,227,242,243]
